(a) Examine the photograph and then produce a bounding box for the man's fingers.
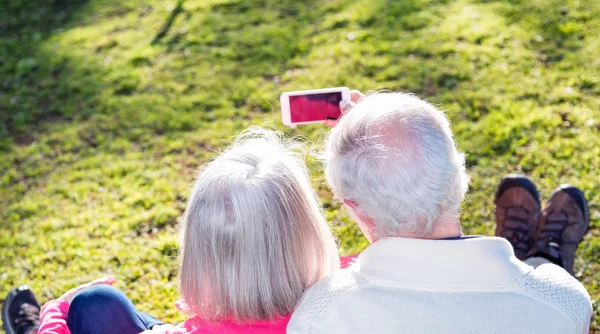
[340,100,355,114]
[350,90,364,103]
[329,90,363,128]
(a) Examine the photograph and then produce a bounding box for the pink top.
[38,255,359,334]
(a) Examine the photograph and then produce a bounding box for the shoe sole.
[2,287,19,334]
[495,174,541,206]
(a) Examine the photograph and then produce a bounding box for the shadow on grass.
[0,0,97,144]
[0,0,449,145]
[151,0,186,45]
[2,0,593,141]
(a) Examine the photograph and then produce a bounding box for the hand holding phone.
[325,90,365,127]
[280,88,365,127]
[280,87,351,127]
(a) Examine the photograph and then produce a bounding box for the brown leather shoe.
[494,174,541,260]
[528,184,589,275]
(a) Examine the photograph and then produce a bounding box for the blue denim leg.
[67,285,164,334]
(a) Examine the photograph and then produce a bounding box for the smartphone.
[280,87,351,126]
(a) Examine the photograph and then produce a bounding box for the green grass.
[1,0,599,330]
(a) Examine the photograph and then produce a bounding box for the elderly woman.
[28,127,344,334]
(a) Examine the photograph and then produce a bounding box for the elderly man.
[288,91,592,333]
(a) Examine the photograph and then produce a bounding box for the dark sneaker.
[528,184,590,275]
[494,174,541,260]
[2,286,40,334]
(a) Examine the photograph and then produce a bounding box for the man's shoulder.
[515,263,592,326]
[289,268,370,327]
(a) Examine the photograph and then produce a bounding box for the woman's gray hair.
[325,92,469,238]
[179,127,340,322]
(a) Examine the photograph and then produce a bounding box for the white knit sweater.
[287,237,592,334]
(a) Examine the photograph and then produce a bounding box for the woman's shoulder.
[180,315,291,334]
[340,254,360,269]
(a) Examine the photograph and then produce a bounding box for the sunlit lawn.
[1,0,599,330]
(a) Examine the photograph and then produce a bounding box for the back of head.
[325,92,469,238]
[180,127,339,322]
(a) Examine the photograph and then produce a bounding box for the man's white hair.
[179,127,339,322]
[325,92,469,238]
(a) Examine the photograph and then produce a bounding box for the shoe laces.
[14,303,40,334]
[527,212,567,264]
[503,207,535,254]
[538,212,570,245]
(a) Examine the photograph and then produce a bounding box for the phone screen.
[289,92,343,123]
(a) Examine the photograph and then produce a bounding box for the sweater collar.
[353,236,532,288]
